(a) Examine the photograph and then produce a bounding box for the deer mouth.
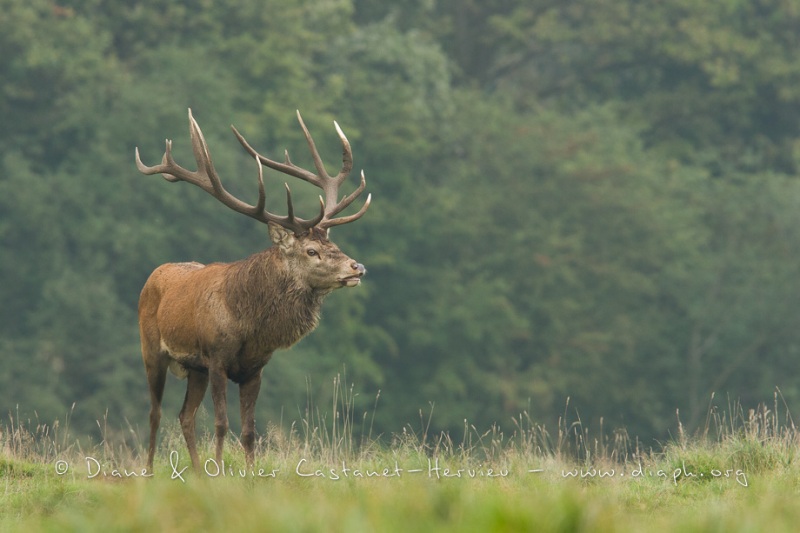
[339,276,362,287]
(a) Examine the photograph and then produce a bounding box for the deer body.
[136,110,370,472]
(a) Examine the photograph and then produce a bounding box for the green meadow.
[3,396,799,532]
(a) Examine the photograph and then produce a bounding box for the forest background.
[3,0,800,446]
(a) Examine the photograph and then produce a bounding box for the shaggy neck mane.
[224,248,326,350]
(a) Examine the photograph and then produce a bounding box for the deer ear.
[268,222,296,251]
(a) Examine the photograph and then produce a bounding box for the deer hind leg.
[179,368,209,472]
[209,366,229,465]
[239,372,262,468]
[143,354,168,474]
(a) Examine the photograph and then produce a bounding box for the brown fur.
[139,223,365,472]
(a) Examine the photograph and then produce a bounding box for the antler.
[135,109,330,235]
[232,110,371,230]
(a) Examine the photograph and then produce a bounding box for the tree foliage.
[2,0,800,443]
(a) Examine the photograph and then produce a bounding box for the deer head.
[268,223,366,291]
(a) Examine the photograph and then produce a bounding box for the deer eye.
[306,249,319,257]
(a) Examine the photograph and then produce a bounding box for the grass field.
[2,392,800,532]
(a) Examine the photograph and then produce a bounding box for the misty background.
[2,0,800,446]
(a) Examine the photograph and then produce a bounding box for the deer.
[134,109,371,473]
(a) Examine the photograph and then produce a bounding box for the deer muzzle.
[340,262,366,287]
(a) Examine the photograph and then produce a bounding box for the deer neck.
[225,249,326,349]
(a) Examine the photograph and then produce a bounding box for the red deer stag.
[135,109,371,473]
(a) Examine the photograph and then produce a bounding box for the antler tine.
[283,183,325,229]
[252,155,267,215]
[332,120,354,184]
[321,192,372,229]
[296,110,334,181]
[187,109,230,200]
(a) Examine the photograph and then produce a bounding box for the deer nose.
[352,262,366,275]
